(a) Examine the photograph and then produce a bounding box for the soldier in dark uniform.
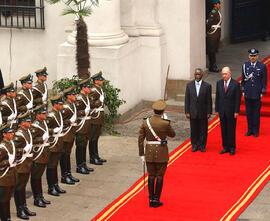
[30,104,51,208]
[89,72,107,165]
[14,112,36,219]
[138,100,176,208]
[16,75,34,115]
[32,67,48,107]
[60,87,80,184]
[241,48,268,137]
[0,83,18,128]
[0,123,17,221]
[75,79,94,174]
[46,96,66,196]
[206,0,222,73]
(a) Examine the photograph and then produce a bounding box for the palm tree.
[46,0,99,79]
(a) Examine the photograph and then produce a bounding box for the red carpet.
[240,56,270,116]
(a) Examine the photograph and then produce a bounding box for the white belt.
[212,25,221,28]
[146,141,162,145]
[85,117,91,120]
[95,107,104,112]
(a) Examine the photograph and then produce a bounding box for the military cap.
[212,0,220,3]
[19,74,33,84]
[1,83,15,94]
[17,112,31,123]
[50,95,64,105]
[152,99,166,111]
[0,123,14,134]
[63,87,76,97]
[79,79,91,88]
[248,48,259,56]
[35,67,48,76]
[33,104,47,114]
[91,71,104,81]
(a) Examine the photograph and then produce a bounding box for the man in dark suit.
[185,68,212,152]
[241,48,267,137]
[215,67,241,155]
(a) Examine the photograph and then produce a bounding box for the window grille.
[0,0,45,29]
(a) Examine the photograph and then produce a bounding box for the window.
[0,0,45,29]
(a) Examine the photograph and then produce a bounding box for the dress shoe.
[245,131,253,136]
[41,196,50,204]
[219,150,229,154]
[23,204,36,216]
[253,133,259,137]
[98,158,107,163]
[76,167,89,174]
[17,206,29,220]
[191,147,198,152]
[61,174,75,185]
[68,173,80,182]
[83,163,94,172]
[152,200,163,208]
[54,184,66,194]
[230,150,235,155]
[149,200,155,207]
[90,158,103,165]
[200,147,206,152]
[34,197,46,208]
[48,186,60,196]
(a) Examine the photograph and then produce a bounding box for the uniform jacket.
[0,140,17,186]
[185,80,212,119]
[89,85,104,125]
[215,78,241,119]
[14,127,33,174]
[16,88,34,114]
[46,109,64,152]
[32,81,48,107]
[62,101,77,143]
[241,61,267,99]
[138,115,176,163]
[0,97,17,124]
[75,93,91,135]
[31,119,49,164]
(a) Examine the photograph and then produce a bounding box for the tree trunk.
[76,18,90,79]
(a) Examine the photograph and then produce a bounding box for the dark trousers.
[75,133,88,167]
[88,124,102,160]
[245,98,261,135]
[220,115,237,151]
[31,163,46,198]
[146,162,167,179]
[60,141,74,176]
[190,118,208,149]
[14,173,30,210]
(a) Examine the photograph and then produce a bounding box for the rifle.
[163,65,170,100]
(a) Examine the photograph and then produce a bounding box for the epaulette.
[48,112,55,118]
[33,82,38,87]
[76,95,82,101]
[211,9,216,13]
[63,104,69,109]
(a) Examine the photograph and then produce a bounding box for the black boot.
[31,179,46,208]
[148,178,155,207]
[54,184,66,194]
[94,139,107,163]
[17,206,29,220]
[61,172,75,185]
[34,194,46,208]
[83,163,94,172]
[67,155,80,182]
[22,189,36,216]
[37,178,50,204]
[6,201,11,221]
[60,152,67,179]
[0,202,9,221]
[89,140,103,165]
[48,185,59,196]
[47,168,59,196]
[153,178,164,208]
[76,165,89,174]
[90,158,103,165]
[14,191,29,220]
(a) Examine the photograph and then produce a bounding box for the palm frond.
[78,6,92,17]
[64,0,73,6]
[46,0,61,4]
[61,7,78,16]
[90,0,99,6]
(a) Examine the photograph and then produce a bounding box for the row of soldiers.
[0,68,107,220]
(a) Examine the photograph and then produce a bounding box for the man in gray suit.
[185,68,212,152]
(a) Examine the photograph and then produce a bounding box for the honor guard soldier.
[30,104,51,208]
[32,67,48,107]
[16,75,34,114]
[75,79,93,174]
[0,83,18,127]
[241,48,268,137]
[14,112,36,220]
[89,72,107,165]
[206,0,222,73]
[0,123,17,221]
[138,100,176,208]
[60,87,80,185]
[46,96,66,196]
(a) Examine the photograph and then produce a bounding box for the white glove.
[162,113,168,120]
[26,102,33,110]
[7,114,14,121]
[100,94,104,103]
[53,127,61,134]
[42,133,49,141]
[85,106,90,116]
[42,93,47,102]
[141,156,145,163]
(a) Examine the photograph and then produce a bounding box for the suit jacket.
[241,61,267,99]
[185,80,212,119]
[215,78,241,119]
[138,115,176,163]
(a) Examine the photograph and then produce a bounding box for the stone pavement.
[9,40,270,221]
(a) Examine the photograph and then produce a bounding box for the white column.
[135,0,163,36]
[67,0,129,46]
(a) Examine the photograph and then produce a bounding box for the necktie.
[196,82,200,96]
[224,81,227,93]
